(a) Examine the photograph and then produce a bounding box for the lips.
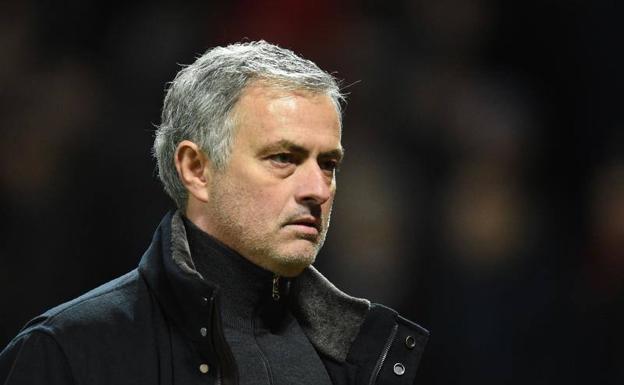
[284,215,321,234]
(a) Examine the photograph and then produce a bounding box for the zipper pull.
[272,275,281,301]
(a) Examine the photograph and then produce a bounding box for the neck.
[181,215,290,320]
[184,207,304,278]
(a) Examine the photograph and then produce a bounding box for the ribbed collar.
[181,215,287,327]
[138,211,372,362]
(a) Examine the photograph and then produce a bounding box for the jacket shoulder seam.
[25,270,139,330]
[7,329,78,385]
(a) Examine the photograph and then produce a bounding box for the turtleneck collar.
[181,215,290,326]
[156,211,373,362]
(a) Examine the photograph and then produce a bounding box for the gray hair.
[153,40,345,208]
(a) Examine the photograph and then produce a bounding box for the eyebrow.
[261,139,344,162]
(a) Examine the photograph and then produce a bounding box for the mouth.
[284,216,321,236]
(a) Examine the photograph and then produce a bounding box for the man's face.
[202,84,343,277]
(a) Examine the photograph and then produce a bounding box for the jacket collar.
[139,211,371,363]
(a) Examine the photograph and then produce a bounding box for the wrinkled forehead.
[232,80,342,128]
[229,83,342,151]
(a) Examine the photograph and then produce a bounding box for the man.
[0,41,428,385]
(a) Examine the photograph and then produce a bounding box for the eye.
[320,159,340,174]
[269,153,295,166]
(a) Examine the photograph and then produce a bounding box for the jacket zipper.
[247,275,281,385]
[253,315,275,385]
[272,275,281,301]
[368,323,398,385]
[213,275,282,385]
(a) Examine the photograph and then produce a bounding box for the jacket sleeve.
[0,331,76,385]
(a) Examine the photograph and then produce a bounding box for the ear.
[174,140,212,203]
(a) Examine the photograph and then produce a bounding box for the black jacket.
[0,212,428,384]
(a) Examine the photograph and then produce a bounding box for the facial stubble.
[207,173,332,276]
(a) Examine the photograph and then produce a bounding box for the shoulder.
[14,269,151,346]
[1,329,76,384]
[1,270,156,383]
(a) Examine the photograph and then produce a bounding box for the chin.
[272,246,318,276]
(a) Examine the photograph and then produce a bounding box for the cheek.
[226,162,296,223]
[236,180,289,223]
[321,195,336,218]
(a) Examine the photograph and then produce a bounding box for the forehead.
[232,84,342,149]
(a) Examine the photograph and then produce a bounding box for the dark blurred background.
[1,0,623,384]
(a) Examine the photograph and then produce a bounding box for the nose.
[294,161,333,206]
